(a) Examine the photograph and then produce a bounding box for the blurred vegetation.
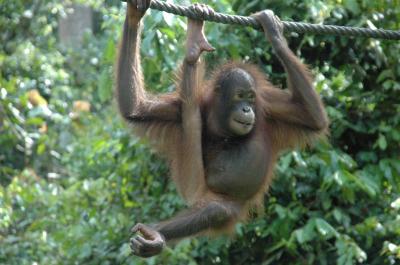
[1,0,399,264]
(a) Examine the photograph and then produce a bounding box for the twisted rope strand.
[123,0,400,40]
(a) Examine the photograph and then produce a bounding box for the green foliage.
[1,0,399,264]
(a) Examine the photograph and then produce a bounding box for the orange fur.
[117,6,328,255]
[127,61,327,218]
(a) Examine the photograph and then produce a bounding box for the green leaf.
[37,142,46,155]
[333,171,344,186]
[377,133,387,150]
[377,69,394,83]
[78,243,92,259]
[98,69,112,103]
[315,218,338,239]
[275,205,287,218]
[162,12,175,27]
[103,38,116,64]
[343,0,360,15]
[294,220,316,244]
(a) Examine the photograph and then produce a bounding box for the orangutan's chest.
[204,139,270,199]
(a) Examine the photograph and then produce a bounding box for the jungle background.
[1,0,399,264]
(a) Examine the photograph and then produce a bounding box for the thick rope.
[122,0,400,40]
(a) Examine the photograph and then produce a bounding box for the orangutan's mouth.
[234,119,253,126]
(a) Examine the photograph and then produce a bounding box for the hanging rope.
[122,0,400,40]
